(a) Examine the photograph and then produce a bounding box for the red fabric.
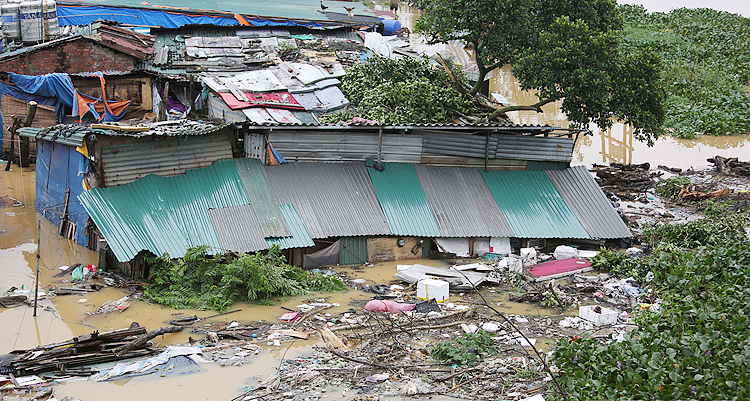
[218,91,304,110]
[527,258,592,279]
[364,300,416,314]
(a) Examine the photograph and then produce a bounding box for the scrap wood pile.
[593,162,660,199]
[708,155,750,177]
[0,325,182,379]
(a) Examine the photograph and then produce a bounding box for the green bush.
[143,245,346,311]
[655,176,691,200]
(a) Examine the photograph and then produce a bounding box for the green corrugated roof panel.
[480,170,590,239]
[78,159,249,262]
[368,163,441,237]
[265,204,314,249]
[235,158,291,237]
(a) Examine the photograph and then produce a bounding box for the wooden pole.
[19,101,37,167]
[33,219,41,317]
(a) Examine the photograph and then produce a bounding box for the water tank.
[41,0,57,39]
[20,0,42,44]
[1,1,21,42]
[380,18,401,36]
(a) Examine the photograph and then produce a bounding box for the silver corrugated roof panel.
[264,162,391,238]
[209,204,269,253]
[268,131,422,164]
[415,165,513,237]
[547,166,632,239]
[265,204,315,249]
[494,135,574,162]
[423,132,498,159]
[101,133,233,187]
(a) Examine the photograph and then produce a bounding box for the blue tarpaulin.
[0,73,78,151]
[57,5,241,28]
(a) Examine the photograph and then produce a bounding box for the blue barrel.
[380,18,401,36]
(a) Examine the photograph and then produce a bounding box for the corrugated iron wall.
[268,131,422,163]
[101,132,232,187]
[339,236,368,265]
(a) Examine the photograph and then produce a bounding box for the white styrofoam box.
[579,305,618,326]
[416,279,449,302]
[508,255,524,273]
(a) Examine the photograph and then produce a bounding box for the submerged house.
[4,0,631,276]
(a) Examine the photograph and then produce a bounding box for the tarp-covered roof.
[79,160,630,262]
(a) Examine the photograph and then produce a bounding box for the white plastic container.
[2,1,21,42]
[20,0,42,44]
[579,305,618,326]
[416,278,449,302]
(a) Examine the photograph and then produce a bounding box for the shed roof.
[79,160,630,263]
[368,163,441,237]
[481,170,591,239]
[264,162,391,238]
[78,159,249,261]
[415,165,513,238]
[547,166,632,239]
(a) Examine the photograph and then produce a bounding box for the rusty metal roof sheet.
[264,162,391,239]
[481,169,591,239]
[547,166,632,239]
[415,165,513,237]
[209,204,269,253]
[368,163,441,237]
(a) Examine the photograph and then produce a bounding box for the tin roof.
[547,166,632,239]
[265,204,315,249]
[368,163,441,237]
[481,170,591,239]
[415,165,513,237]
[235,159,291,237]
[264,162,391,239]
[19,120,230,146]
[209,204,269,252]
[78,159,249,261]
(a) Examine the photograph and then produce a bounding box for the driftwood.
[708,156,750,177]
[113,326,182,356]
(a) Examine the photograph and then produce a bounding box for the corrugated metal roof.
[481,170,590,239]
[78,159,250,262]
[415,165,513,237]
[265,204,315,249]
[235,158,291,237]
[368,163,441,237]
[547,166,632,239]
[265,162,391,238]
[209,204,269,252]
[423,132,498,159]
[268,131,422,164]
[101,133,233,187]
[18,126,89,147]
[494,135,574,162]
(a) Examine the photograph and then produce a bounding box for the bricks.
[0,38,138,75]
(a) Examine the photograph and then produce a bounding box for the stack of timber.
[1,325,169,376]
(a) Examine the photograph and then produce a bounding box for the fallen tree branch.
[113,326,182,356]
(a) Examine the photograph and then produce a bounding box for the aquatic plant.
[620,5,750,138]
[431,331,497,366]
[553,210,750,399]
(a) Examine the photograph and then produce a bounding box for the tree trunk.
[113,326,182,356]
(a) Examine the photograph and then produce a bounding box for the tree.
[416,0,666,144]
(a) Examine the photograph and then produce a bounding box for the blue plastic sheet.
[57,5,241,28]
[0,73,78,150]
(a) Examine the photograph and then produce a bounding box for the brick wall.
[0,39,138,75]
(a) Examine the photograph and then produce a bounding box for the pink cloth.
[364,300,416,314]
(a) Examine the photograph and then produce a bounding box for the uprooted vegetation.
[143,245,346,311]
[553,206,750,400]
